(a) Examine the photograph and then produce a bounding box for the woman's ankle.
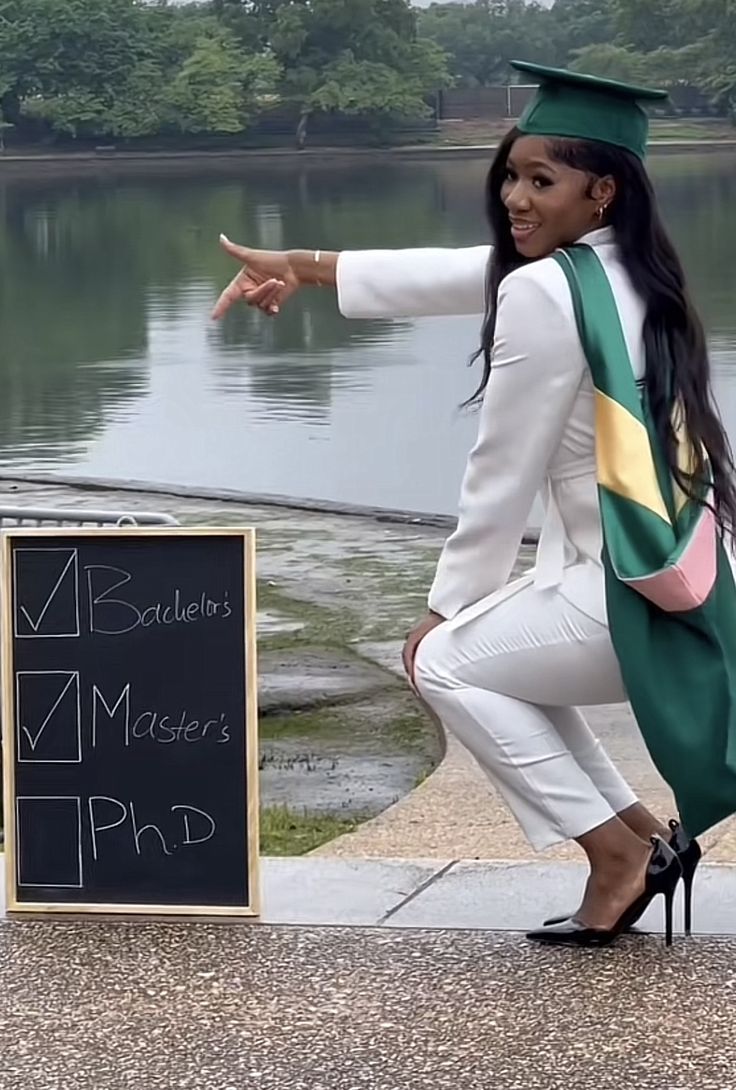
[617,803,669,843]
[577,815,652,872]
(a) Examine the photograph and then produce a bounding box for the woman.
[213,62,736,946]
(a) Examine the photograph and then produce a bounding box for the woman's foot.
[528,838,682,947]
[549,815,659,931]
[543,803,671,927]
[573,838,651,930]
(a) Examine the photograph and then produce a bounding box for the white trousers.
[414,579,637,851]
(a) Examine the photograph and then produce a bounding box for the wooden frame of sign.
[1,526,259,917]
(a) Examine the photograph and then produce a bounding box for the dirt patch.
[259,691,441,818]
[259,647,392,713]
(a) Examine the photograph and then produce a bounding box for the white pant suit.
[336,227,644,850]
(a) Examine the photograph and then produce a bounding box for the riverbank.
[2,130,735,170]
[4,473,736,867]
[0,474,451,856]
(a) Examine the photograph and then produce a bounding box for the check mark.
[19,551,77,634]
[21,673,78,752]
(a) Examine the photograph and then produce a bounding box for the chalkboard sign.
[1,528,259,916]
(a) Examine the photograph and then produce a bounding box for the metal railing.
[0,505,179,528]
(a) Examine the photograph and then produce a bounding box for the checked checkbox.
[13,548,80,638]
[16,671,82,764]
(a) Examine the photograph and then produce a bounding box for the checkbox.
[16,671,81,764]
[14,548,80,639]
[16,797,83,889]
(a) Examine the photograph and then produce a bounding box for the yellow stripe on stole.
[595,390,671,524]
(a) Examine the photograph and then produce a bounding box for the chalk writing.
[92,683,231,747]
[85,565,232,636]
[88,797,217,860]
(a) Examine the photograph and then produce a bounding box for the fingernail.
[272,305,280,315]
[219,233,230,243]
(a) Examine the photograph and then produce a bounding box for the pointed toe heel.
[529,837,682,949]
[544,818,702,934]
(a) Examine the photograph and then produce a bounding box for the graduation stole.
[553,244,736,837]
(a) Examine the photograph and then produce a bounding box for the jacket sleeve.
[336,246,490,318]
[428,269,586,620]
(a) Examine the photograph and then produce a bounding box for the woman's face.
[500,135,615,259]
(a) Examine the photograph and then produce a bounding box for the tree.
[569,44,649,84]
[612,0,683,52]
[0,0,151,127]
[610,0,736,114]
[550,0,615,59]
[165,33,280,134]
[311,43,447,132]
[0,0,280,141]
[415,0,736,119]
[221,0,451,143]
[418,0,555,87]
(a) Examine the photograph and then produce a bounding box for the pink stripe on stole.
[625,506,717,612]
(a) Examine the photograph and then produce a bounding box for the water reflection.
[1,153,735,512]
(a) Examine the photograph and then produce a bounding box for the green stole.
[553,244,736,837]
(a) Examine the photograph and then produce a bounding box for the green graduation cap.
[510,60,669,160]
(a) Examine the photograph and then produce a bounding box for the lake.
[2,151,735,515]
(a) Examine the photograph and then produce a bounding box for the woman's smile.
[510,219,541,244]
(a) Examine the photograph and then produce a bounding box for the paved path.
[1,909,734,1090]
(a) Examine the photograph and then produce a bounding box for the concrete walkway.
[2,856,736,1089]
[5,855,736,935]
[2,913,734,1090]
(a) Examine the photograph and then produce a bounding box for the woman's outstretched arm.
[212,236,490,321]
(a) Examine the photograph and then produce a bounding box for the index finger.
[211,271,247,320]
[219,234,253,263]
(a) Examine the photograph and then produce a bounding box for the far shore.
[2,136,736,173]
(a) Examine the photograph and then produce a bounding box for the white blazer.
[336,227,646,627]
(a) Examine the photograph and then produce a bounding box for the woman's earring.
[596,204,608,220]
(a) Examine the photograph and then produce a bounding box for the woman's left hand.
[403,612,445,690]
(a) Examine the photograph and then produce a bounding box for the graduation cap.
[511,60,669,160]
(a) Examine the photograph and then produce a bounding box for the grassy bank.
[260,805,368,855]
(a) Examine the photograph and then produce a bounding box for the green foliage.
[549,0,615,54]
[165,33,280,134]
[418,0,553,88]
[1,0,447,143]
[414,0,736,117]
[244,0,452,133]
[3,0,735,143]
[569,44,650,84]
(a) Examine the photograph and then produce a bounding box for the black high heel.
[527,837,682,948]
[668,819,702,937]
[543,818,701,933]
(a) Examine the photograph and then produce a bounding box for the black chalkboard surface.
[1,528,259,916]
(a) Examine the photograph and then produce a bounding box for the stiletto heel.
[664,882,675,947]
[669,819,701,937]
[528,837,682,948]
[682,873,694,937]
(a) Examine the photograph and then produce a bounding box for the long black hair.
[471,127,736,535]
